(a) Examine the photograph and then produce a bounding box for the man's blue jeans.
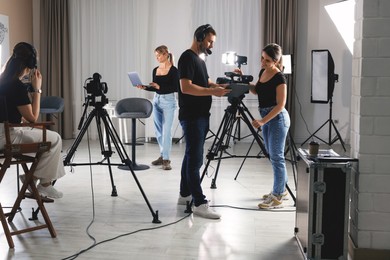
[179,116,209,206]
[153,93,176,160]
[260,107,290,196]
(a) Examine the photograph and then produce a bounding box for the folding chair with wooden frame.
[0,96,56,248]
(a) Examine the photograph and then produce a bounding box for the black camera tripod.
[200,97,267,187]
[63,92,161,224]
[200,96,296,204]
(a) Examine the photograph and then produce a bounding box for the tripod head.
[228,94,245,106]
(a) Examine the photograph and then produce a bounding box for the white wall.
[68,0,262,141]
[142,0,193,139]
[145,0,262,140]
[295,0,353,145]
[350,0,390,253]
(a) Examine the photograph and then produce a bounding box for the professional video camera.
[78,73,109,130]
[216,72,253,85]
[83,72,109,109]
[86,72,108,97]
[216,72,253,105]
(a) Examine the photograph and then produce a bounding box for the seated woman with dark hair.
[0,42,66,199]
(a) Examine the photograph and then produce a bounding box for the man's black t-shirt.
[177,49,211,120]
[0,79,31,123]
[255,69,286,108]
[152,66,180,95]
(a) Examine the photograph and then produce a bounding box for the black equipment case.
[295,148,355,260]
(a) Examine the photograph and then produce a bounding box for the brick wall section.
[351,0,390,250]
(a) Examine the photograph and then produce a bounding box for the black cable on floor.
[61,202,293,259]
[211,204,296,212]
[61,213,192,260]
[61,121,193,260]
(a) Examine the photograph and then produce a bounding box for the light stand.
[301,96,346,151]
[302,49,346,151]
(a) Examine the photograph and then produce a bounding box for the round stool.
[115,98,152,171]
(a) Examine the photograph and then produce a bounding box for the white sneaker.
[192,202,221,219]
[177,194,192,205]
[37,184,63,199]
[19,174,38,193]
[262,190,289,200]
[258,194,283,209]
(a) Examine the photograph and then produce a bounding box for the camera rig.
[217,72,253,85]
[64,72,161,223]
[78,73,109,129]
[217,72,253,105]
[84,73,109,107]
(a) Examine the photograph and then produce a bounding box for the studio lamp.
[301,49,346,151]
[222,52,247,69]
[282,54,292,74]
[311,50,338,104]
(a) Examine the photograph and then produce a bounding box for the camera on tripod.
[78,72,109,130]
[86,73,108,97]
[216,72,253,85]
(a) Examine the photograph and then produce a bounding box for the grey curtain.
[262,0,297,127]
[39,0,72,139]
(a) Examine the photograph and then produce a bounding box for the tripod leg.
[233,113,241,142]
[301,119,330,147]
[329,120,347,151]
[286,131,298,188]
[64,109,98,165]
[205,129,217,140]
[100,109,161,223]
[237,106,268,157]
[234,132,257,180]
[284,131,297,205]
[200,105,237,189]
[97,113,118,196]
[200,111,232,188]
[210,149,225,189]
[285,183,296,205]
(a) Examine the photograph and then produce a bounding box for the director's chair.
[0,96,56,248]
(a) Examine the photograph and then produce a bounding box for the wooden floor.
[1,136,347,259]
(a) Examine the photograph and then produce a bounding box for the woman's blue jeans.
[153,93,176,160]
[179,116,209,206]
[260,107,290,196]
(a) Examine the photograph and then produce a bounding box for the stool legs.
[118,118,149,171]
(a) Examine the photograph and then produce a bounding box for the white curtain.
[69,0,262,139]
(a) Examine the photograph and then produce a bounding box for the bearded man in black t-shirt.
[176,24,230,219]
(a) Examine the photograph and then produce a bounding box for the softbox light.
[311,50,337,103]
[282,54,292,74]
